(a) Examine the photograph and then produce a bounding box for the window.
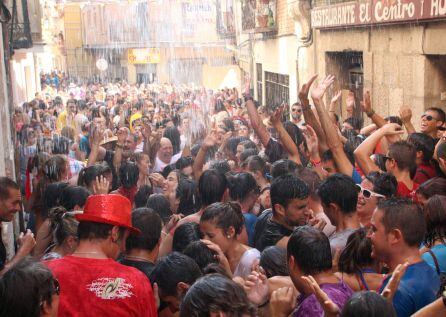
[256,63,263,104]
[265,71,289,110]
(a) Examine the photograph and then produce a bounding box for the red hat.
[75,194,141,235]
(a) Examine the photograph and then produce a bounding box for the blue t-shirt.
[243,213,257,247]
[351,168,362,184]
[379,261,440,317]
[422,244,446,274]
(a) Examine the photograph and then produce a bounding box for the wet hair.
[287,226,332,275]
[384,116,403,126]
[427,107,446,124]
[365,172,398,198]
[180,274,256,317]
[163,126,181,155]
[132,152,149,164]
[388,141,417,174]
[77,163,112,188]
[270,174,309,214]
[227,172,259,202]
[198,169,228,207]
[150,252,202,297]
[407,133,435,163]
[118,161,139,189]
[183,241,218,272]
[126,208,162,252]
[176,178,200,216]
[42,182,69,219]
[0,257,58,317]
[43,155,68,182]
[222,117,235,132]
[296,168,321,200]
[240,149,259,163]
[341,291,396,317]
[200,202,244,236]
[209,160,231,175]
[239,140,257,151]
[242,155,267,176]
[271,159,299,179]
[48,206,79,246]
[283,121,304,147]
[146,193,171,224]
[172,222,203,253]
[416,177,446,199]
[260,246,288,278]
[318,174,358,214]
[161,164,178,179]
[225,136,249,157]
[338,228,374,274]
[59,186,91,211]
[0,177,19,200]
[134,185,154,208]
[344,117,363,131]
[51,135,71,155]
[377,198,426,247]
[423,195,446,248]
[175,156,193,170]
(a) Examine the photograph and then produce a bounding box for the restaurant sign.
[311,0,446,29]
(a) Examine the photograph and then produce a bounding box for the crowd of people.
[1,74,446,317]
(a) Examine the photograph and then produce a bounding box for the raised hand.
[399,106,412,123]
[298,75,318,106]
[17,229,36,256]
[302,125,319,158]
[117,127,129,144]
[164,214,183,232]
[311,75,335,101]
[148,173,165,188]
[381,262,409,302]
[330,90,342,107]
[270,286,298,317]
[302,275,340,317]
[202,130,218,149]
[243,270,269,306]
[380,123,404,136]
[361,91,372,114]
[201,239,232,277]
[270,105,285,126]
[92,175,110,195]
[89,124,103,147]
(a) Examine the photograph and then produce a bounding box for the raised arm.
[361,91,387,128]
[299,75,329,154]
[354,123,404,175]
[193,131,217,181]
[87,125,106,167]
[399,106,416,134]
[246,98,270,147]
[311,75,354,177]
[270,106,301,165]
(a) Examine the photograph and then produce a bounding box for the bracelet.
[258,299,270,308]
[366,110,375,118]
[311,158,322,166]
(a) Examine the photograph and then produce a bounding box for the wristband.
[366,110,375,118]
[311,158,322,166]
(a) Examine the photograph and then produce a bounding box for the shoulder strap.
[427,249,441,275]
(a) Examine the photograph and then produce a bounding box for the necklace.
[124,255,152,263]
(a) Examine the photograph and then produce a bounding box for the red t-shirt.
[413,163,436,185]
[45,256,157,317]
[396,181,419,201]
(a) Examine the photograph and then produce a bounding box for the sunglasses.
[356,184,385,199]
[382,155,394,164]
[421,114,436,121]
[292,108,302,113]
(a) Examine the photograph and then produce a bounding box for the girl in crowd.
[226,172,260,245]
[133,152,151,187]
[336,228,385,292]
[356,172,397,227]
[416,177,446,207]
[200,202,260,278]
[242,155,271,211]
[112,161,139,203]
[77,162,112,193]
[421,195,446,274]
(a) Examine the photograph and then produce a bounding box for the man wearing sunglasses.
[401,106,445,140]
[290,102,304,128]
